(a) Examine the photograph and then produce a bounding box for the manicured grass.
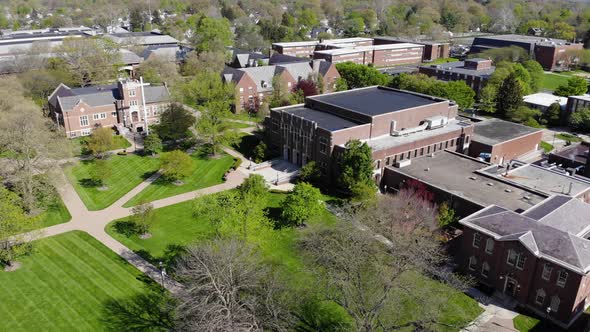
[37,195,71,228]
[541,72,570,91]
[557,133,584,142]
[71,135,131,156]
[430,57,459,64]
[514,314,541,332]
[224,112,263,123]
[540,141,554,153]
[0,231,155,331]
[65,155,161,210]
[222,121,253,130]
[123,150,234,207]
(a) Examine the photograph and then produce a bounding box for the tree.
[479,84,498,113]
[192,17,233,53]
[334,78,348,91]
[19,68,77,108]
[335,62,391,89]
[472,46,530,63]
[174,239,294,331]
[507,106,542,127]
[154,104,196,142]
[160,150,193,182]
[129,7,146,31]
[522,60,544,93]
[340,139,374,194]
[197,101,232,156]
[88,127,114,158]
[55,37,120,86]
[181,51,226,76]
[252,142,267,163]
[299,161,321,185]
[0,80,70,212]
[135,57,180,86]
[543,102,563,127]
[437,202,458,228]
[442,81,475,109]
[143,134,162,156]
[554,76,588,97]
[282,182,323,226]
[234,18,266,51]
[569,108,590,132]
[0,186,38,267]
[496,73,523,118]
[131,201,155,236]
[292,79,318,98]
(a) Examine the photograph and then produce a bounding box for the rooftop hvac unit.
[424,116,448,129]
[395,159,412,168]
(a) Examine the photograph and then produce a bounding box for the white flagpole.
[140,76,149,135]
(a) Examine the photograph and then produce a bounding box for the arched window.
[481,262,490,277]
[485,238,494,254]
[469,256,477,270]
[535,289,545,305]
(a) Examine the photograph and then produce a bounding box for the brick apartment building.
[373,37,450,62]
[468,118,543,164]
[48,79,170,138]
[459,196,590,328]
[470,35,584,71]
[418,58,496,94]
[222,60,340,113]
[268,86,474,181]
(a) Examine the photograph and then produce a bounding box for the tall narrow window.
[485,238,494,254]
[481,262,490,277]
[550,296,560,312]
[468,256,477,270]
[516,254,526,270]
[472,233,482,248]
[557,271,568,287]
[507,250,517,266]
[319,137,328,154]
[542,264,552,281]
[79,115,89,127]
[535,289,546,305]
[129,89,136,97]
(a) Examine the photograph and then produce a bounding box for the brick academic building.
[267,86,474,182]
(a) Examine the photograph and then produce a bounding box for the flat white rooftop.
[314,43,423,56]
[523,93,567,108]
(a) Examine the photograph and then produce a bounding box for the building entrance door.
[131,111,139,122]
[504,278,516,296]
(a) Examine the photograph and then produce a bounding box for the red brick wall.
[63,102,118,137]
[534,44,584,70]
[469,131,542,164]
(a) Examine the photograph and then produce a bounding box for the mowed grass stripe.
[65,155,160,210]
[124,152,233,207]
[0,231,152,331]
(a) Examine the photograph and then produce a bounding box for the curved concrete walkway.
[24,163,247,293]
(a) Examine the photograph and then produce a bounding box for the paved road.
[24,159,248,293]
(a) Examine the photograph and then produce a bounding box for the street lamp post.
[159,261,165,289]
[249,157,252,170]
[546,307,551,322]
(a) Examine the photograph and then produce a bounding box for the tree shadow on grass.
[79,178,102,188]
[112,220,140,237]
[101,289,176,332]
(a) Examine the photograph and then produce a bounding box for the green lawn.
[37,195,71,228]
[108,191,481,329]
[123,150,234,207]
[224,112,264,123]
[65,155,161,210]
[430,57,459,64]
[541,72,570,91]
[71,135,131,156]
[557,133,584,142]
[0,231,155,331]
[222,121,253,130]
[540,141,554,153]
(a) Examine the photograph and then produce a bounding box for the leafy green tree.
[131,201,155,235]
[197,101,231,156]
[299,161,322,184]
[569,108,590,132]
[554,77,588,97]
[129,7,146,31]
[192,17,233,53]
[143,134,162,156]
[496,73,523,118]
[88,127,114,158]
[522,60,544,93]
[437,202,458,228]
[0,186,37,267]
[479,84,498,113]
[160,150,193,182]
[472,46,530,63]
[340,139,374,195]
[55,37,120,86]
[154,104,196,142]
[19,69,77,108]
[508,106,542,127]
[282,182,323,226]
[252,142,267,163]
[543,102,563,127]
[335,62,391,89]
[443,81,475,109]
[135,57,180,86]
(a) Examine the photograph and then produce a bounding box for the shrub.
[232,157,242,170]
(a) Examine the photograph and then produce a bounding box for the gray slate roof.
[462,204,590,273]
[524,195,590,237]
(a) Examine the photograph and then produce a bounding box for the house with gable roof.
[48,78,170,138]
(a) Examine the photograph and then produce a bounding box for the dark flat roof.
[472,118,541,146]
[283,106,359,131]
[551,143,589,165]
[307,86,444,117]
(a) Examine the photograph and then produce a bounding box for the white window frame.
[485,238,494,254]
[129,89,136,97]
[81,129,91,136]
[79,115,89,127]
[507,250,517,266]
[319,137,328,154]
[542,264,552,281]
[516,254,526,270]
[468,256,477,271]
[239,87,244,93]
[535,289,546,305]
[130,100,138,107]
[557,271,568,287]
[472,233,482,248]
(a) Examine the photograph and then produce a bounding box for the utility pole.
[140,76,150,135]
